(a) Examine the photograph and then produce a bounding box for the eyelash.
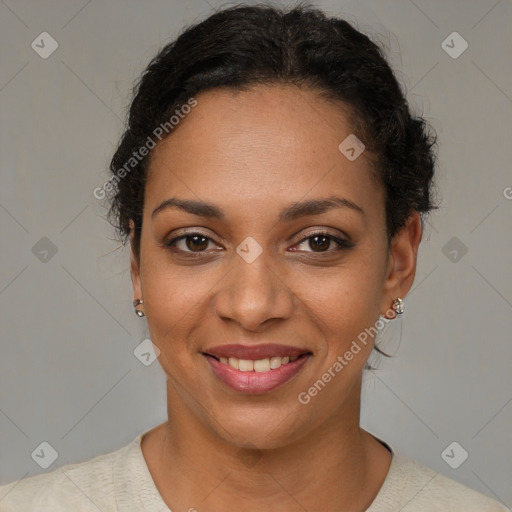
[163,230,352,256]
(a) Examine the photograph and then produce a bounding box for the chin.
[205,403,309,450]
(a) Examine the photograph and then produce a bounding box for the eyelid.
[163,229,221,249]
[292,227,350,243]
[163,228,352,255]
[291,229,353,252]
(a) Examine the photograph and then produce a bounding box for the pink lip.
[204,353,311,394]
[205,343,309,360]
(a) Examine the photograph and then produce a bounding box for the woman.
[0,4,507,511]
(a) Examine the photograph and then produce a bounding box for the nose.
[213,248,294,332]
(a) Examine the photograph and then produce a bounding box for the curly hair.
[106,2,438,366]
[108,2,437,252]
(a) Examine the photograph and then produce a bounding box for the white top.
[0,428,507,511]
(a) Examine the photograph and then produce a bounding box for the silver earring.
[392,297,404,315]
[133,299,145,317]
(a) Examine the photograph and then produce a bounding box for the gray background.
[1,0,511,507]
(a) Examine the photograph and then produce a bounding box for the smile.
[214,355,299,372]
[203,343,312,394]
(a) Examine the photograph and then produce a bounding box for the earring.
[133,299,145,317]
[392,297,404,315]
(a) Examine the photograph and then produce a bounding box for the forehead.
[144,84,382,221]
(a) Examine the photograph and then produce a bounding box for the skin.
[130,84,423,511]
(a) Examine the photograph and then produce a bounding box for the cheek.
[304,258,384,322]
[138,256,208,363]
[140,239,211,317]
[298,255,385,363]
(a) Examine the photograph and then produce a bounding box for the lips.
[203,343,312,394]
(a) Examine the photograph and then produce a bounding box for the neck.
[141,375,392,512]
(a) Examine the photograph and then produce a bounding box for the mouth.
[204,353,308,371]
[202,343,312,394]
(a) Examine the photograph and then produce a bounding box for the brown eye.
[293,231,352,254]
[309,235,331,252]
[185,235,209,252]
[164,233,216,253]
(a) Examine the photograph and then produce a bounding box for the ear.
[129,220,143,311]
[380,211,423,318]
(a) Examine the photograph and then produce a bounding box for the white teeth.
[220,355,300,371]
[270,356,282,369]
[253,358,270,372]
[238,359,254,372]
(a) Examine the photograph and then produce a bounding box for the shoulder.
[377,451,509,511]
[0,440,132,512]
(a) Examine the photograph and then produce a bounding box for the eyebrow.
[151,196,365,221]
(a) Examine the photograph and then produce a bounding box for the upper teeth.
[219,356,299,372]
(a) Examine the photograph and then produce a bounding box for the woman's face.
[131,85,419,449]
